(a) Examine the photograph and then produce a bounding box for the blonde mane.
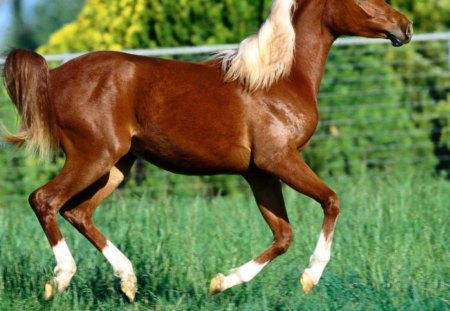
[220,0,297,92]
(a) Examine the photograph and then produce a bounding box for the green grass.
[0,173,449,310]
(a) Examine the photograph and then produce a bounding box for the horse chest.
[255,100,318,152]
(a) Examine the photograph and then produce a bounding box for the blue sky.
[0,0,38,47]
[0,1,12,43]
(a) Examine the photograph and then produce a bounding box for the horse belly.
[131,127,251,175]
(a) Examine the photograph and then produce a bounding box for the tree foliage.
[32,0,450,180]
[38,0,272,53]
[388,0,450,32]
[1,0,448,198]
[303,44,438,175]
[3,0,84,50]
[37,0,450,54]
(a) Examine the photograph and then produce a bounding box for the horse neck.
[289,1,336,98]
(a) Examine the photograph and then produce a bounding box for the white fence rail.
[1,32,449,66]
[0,32,449,200]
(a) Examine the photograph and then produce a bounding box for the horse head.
[323,0,413,46]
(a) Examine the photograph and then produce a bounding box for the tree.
[386,0,450,177]
[304,44,437,175]
[3,0,447,197]
[4,0,84,50]
[38,0,273,53]
[8,0,37,49]
[30,0,85,48]
[388,0,450,32]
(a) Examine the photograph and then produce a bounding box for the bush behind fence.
[0,32,449,202]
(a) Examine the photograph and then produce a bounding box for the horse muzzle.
[388,21,413,47]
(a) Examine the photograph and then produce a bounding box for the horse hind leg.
[43,240,76,300]
[209,171,292,294]
[29,144,129,300]
[60,154,137,302]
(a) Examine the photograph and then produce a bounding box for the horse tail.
[3,48,59,160]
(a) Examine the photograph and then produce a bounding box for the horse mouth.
[387,23,413,47]
[388,33,406,47]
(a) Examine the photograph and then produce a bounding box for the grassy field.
[0,173,448,310]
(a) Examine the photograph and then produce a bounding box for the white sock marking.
[52,239,76,292]
[304,231,332,284]
[222,260,269,290]
[102,240,135,279]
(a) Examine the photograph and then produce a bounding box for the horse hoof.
[121,274,137,303]
[300,273,315,294]
[44,282,55,300]
[208,273,225,295]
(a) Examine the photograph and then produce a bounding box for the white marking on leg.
[102,240,134,279]
[221,260,269,291]
[303,231,332,285]
[52,239,77,292]
[102,240,137,301]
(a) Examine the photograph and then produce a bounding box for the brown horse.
[3,0,412,302]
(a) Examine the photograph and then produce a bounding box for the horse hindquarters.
[4,49,140,299]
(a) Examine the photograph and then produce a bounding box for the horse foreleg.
[209,171,292,294]
[61,154,137,302]
[260,151,340,293]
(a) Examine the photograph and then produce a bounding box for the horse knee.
[323,193,340,217]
